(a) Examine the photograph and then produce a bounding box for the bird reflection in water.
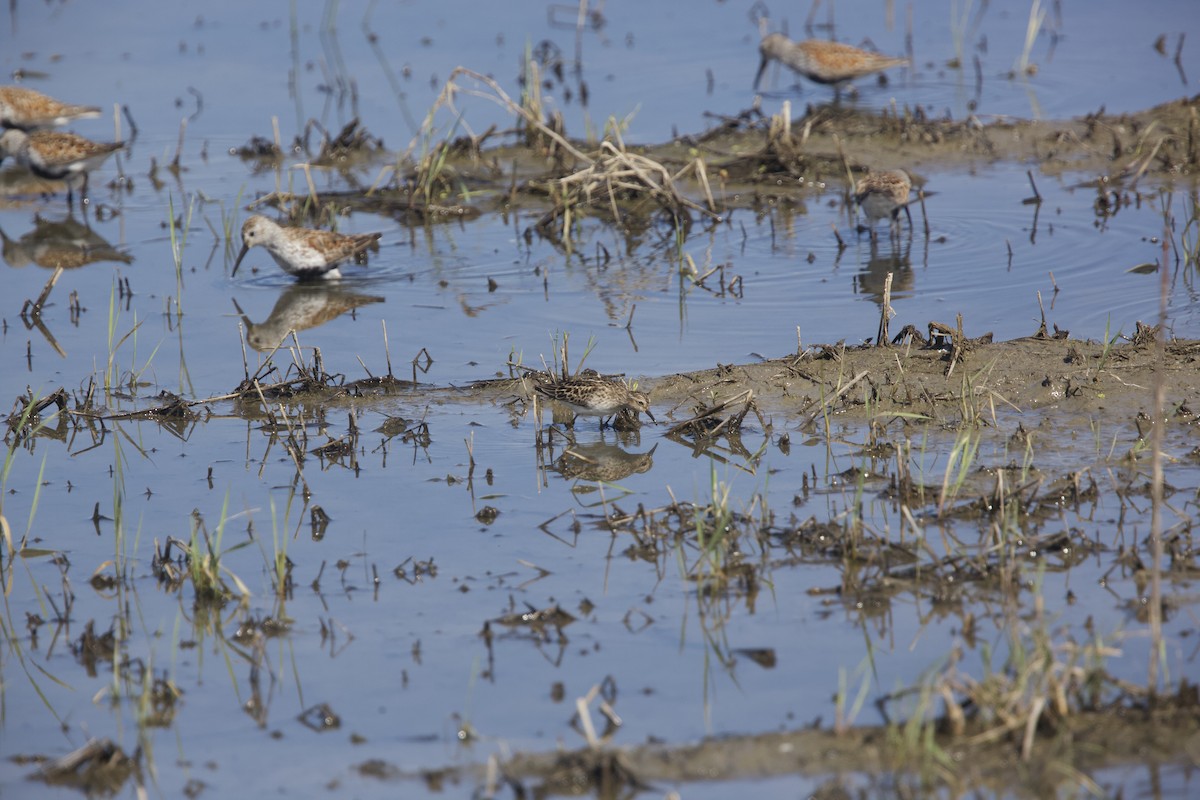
[0,213,132,270]
[233,283,384,352]
[552,441,657,483]
[854,237,913,309]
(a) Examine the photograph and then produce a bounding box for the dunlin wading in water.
[0,129,123,205]
[854,169,913,241]
[232,215,383,280]
[754,34,908,99]
[0,86,102,131]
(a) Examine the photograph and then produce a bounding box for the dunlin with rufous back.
[855,169,913,239]
[0,129,123,205]
[755,34,908,98]
[0,86,101,131]
[232,215,383,280]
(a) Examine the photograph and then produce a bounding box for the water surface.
[1,2,1197,797]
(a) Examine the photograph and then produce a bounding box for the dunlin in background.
[854,169,913,240]
[0,129,123,205]
[534,374,655,428]
[0,86,102,131]
[754,34,908,98]
[232,215,383,280]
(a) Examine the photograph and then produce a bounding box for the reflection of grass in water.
[848,352,1167,771]
[948,0,975,70]
[0,395,67,728]
[105,433,183,764]
[2,397,53,555]
[672,464,774,725]
[1014,0,1046,78]
[1148,190,1200,294]
[1177,191,1200,270]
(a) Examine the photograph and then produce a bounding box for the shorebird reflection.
[0,214,132,270]
[552,441,657,483]
[233,283,384,352]
[855,237,913,307]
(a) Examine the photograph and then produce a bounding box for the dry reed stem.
[439,67,593,164]
[560,142,719,220]
[801,370,869,428]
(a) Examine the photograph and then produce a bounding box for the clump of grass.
[417,66,719,253]
[545,330,595,379]
[103,280,163,403]
[676,464,770,599]
[691,466,735,585]
[518,42,548,150]
[937,429,980,516]
[885,570,1126,762]
[262,493,299,598]
[181,494,250,605]
[166,192,196,319]
[546,137,720,247]
[835,657,875,736]
[217,186,246,261]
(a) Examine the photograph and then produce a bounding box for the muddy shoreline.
[387,700,1200,796]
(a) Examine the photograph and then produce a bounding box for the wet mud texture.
[648,332,1200,429]
[252,93,1200,233]
[370,698,1200,797]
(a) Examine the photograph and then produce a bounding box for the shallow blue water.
[1,2,1197,798]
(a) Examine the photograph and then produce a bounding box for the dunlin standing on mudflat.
[854,169,913,241]
[232,215,383,280]
[534,374,655,429]
[0,129,123,206]
[0,86,102,131]
[754,33,908,99]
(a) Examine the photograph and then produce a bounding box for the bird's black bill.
[231,244,249,277]
[753,56,769,91]
[643,408,656,423]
